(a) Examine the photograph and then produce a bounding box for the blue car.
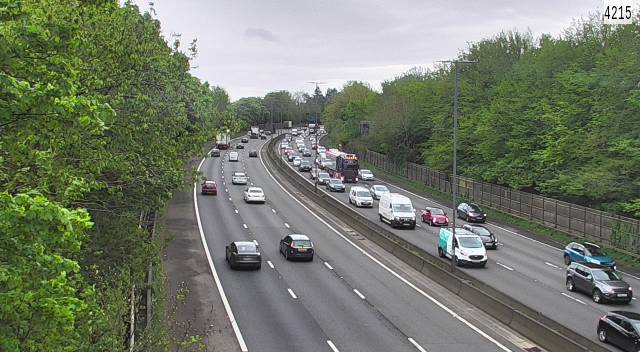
[563,242,615,269]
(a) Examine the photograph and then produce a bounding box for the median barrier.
[264,136,607,352]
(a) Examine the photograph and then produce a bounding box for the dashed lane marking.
[267,261,274,269]
[408,338,427,352]
[324,262,334,270]
[545,262,561,269]
[353,289,366,300]
[496,262,514,271]
[561,292,586,305]
[287,288,297,299]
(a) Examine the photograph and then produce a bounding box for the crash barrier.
[265,135,608,352]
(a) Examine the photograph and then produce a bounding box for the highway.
[281,133,640,350]
[194,136,535,352]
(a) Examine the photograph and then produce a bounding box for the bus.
[325,148,359,182]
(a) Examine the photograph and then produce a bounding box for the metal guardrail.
[267,135,608,352]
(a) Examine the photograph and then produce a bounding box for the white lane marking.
[223,182,226,185]
[408,338,427,352]
[324,262,334,270]
[267,260,274,269]
[234,209,238,214]
[633,297,637,300]
[250,182,254,186]
[243,223,248,229]
[327,340,340,352]
[284,222,290,229]
[416,224,421,228]
[253,240,259,246]
[272,208,277,214]
[287,288,297,299]
[225,188,229,192]
[353,289,366,300]
[228,197,232,201]
[561,292,586,305]
[194,158,248,352]
[259,144,512,352]
[545,262,561,269]
[496,262,514,271]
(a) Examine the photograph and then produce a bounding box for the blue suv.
[563,242,615,269]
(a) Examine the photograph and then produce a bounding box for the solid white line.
[326,340,340,352]
[353,289,366,300]
[284,222,290,228]
[234,209,238,214]
[287,288,297,299]
[253,240,259,246]
[496,262,514,271]
[408,338,427,352]
[258,143,512,352]
[267,260,274,269]
[561,292,586,305]
[243,224,248,229]
[324,262,334,270]
[194,158,248,351]
[545,262,561,269]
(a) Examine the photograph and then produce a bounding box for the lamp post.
[314,112,319,193]
[440,59,477,273]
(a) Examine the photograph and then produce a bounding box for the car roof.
[233,241,256,247]
[464,224,488,230]
[360,169,371,172]
[425,206,442,210]
[247,187,263,192]
[583,242,601,249]
[386,193,411,202]
[574,262,610,269]
[443,227,475,236]
[610,311,640,321]
[372,184,387,188]
[233,172,246,175]
[288,234,310,240]
[351,186,369,192]
[204,180,216,184]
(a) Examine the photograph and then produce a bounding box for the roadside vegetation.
[0,1,237,350]
[322,18,640,219]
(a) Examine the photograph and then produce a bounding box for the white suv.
[228,151,239,162]
[349,186,374,208]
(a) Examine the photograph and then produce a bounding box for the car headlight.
[459,250,467,257]
[394,216,399,221]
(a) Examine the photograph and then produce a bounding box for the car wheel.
[284,250,290,261]
[438,247,445,258]
[453,255,459,266]
[592,289,603,304]
[465,214,470,222]
[597,328,607,342]
[430,220,434,226]
[308,256,314,262]
[379,214,383,222]
[563,255,571,265]
[256,263,261,270]
[480,262,486,268]
[566,278,575,292]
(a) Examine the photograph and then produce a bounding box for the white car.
[243,187,265,203]
[280,143,288,149]
[292,156,302,167]
[317,146,326,153]
[349,186,374,208]
[358,169,374,181]
[228,151,239,162]
[232,172,248,185]
[369,185,390,200]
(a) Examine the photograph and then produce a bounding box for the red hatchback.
[421,207,449,226]
[201,181,217,195]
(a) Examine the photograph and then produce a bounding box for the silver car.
[369,184,389,200]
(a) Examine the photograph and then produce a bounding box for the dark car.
[260,134,267,140]
[317,172,331,185]
[597,311,640,351]
[241,137,249,143]
[236,144,245,149]
[457,203,486,223]
[302,149,312,157]
[421,207,449,226]
[298,160,312,172]
[463,224,497,249]
[249,150,258,158]
[209,148,220,157]
[279,234,314,261]
[563,242,615,268]
[287,152,298,162]
[265,131,272,135]
[326,178,345,192]
[566,262,632,304]
[201,181,217,195]
[225,241,261,269]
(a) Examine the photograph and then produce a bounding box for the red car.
[201,181,217,195]
[421,207,449,226]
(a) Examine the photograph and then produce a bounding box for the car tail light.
[600,314,607,321]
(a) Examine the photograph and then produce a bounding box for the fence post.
[554,199,558,229]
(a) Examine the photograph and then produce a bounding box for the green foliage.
[322,81,376,146]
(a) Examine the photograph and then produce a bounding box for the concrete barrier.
[264,136,608,352]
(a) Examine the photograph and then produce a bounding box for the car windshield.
[591,269,621,281]
[237,244,257,253]
[469,204,482,212]
[458,237,483,248]
[356,191,371,197]
[473,227,491,237]
[301,161,310,165]
[319,173,330,178]
[293,240,312,248]
[249,189,262,194]
[361,170,371,174]
[430,208,444,215]
[330,179,342,185]
[392,204,413,212]
[585,245,605,256]
[374,186,388,192]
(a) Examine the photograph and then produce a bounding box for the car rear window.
[249,189,262,194]
[293,240,312,248]
[237,244,257,253]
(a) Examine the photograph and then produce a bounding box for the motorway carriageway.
[283,134,640,350]
[194,137,538,352]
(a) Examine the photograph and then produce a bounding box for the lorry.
[308,123,317,134]
[325,148,359,182]
[437,227,487,267]
[250,126,259,139]
[378,193,416,229]
[215,133,230,150]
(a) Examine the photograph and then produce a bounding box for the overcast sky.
[133,0,600,101]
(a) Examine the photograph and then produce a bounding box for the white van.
[378,193,416,229]
[228,151,239,162]
[437,227,487,267]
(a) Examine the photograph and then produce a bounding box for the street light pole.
[314,112,318,193]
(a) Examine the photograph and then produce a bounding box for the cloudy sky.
[133,0,600,100]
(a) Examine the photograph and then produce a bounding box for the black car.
[279,234,314,261]
[298,160,312,172]
[326,178,345,192]
[597,311,640,351]
[462,224,497,249]
[225,241,261,269]
[457,202,486,223]
[302,149,312,157]
[249,150,258,157]
[241,137,249,143]
[209,148,220,157]
[566,262,632,304]
[260,134,267,140]
[236,144,245,149]
[287,153,298,162]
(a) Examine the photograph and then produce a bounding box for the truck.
[250,126,259,139]
[308,123,317,134]
[325,148,359,182]
[216,133,230,150]
[283,120,292,128]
